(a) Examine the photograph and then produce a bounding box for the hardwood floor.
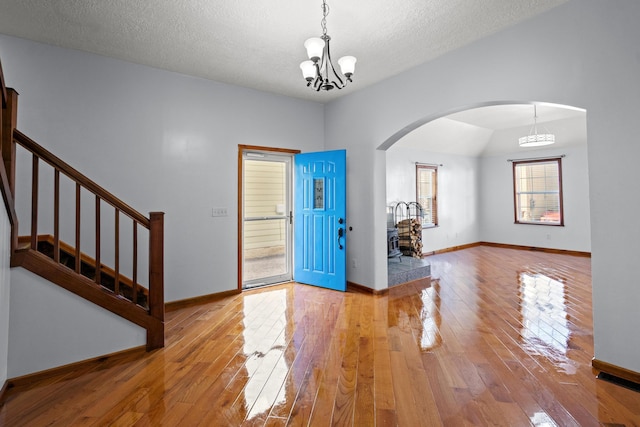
[2,246,640,426]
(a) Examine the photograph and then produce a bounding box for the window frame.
[416,164,438,227]
[512,157,564,226]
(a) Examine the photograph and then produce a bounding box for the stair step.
[36,240,149,309]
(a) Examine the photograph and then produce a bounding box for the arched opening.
[381,101,588,286]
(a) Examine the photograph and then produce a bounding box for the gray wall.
[0,34,326,375]
[325,0,640,373]
[8,269,146,377]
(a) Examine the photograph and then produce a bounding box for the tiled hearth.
[388,255,431,287]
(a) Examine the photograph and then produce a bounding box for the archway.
[381,100,589,285]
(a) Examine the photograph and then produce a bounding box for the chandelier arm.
[324,39,345,88]
[313,75,323,91]
[316,49,327,91]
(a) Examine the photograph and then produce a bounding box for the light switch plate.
[212,207,228,217]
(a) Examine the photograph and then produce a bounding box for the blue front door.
[294,150,346,291]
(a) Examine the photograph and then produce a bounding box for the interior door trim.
[237,145,300,290]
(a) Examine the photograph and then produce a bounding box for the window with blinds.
[513,158,564,225]
[416,164,438,227]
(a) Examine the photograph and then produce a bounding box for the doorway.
[238,145,298,289]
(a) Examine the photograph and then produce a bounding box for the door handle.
[337,227,344,250]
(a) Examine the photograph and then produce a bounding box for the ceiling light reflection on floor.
[419,285,442,351]
[519,273,570,358]
[242,289,290,420]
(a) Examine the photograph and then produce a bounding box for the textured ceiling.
[0,0,568,102]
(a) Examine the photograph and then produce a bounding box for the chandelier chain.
[321,0,329,36]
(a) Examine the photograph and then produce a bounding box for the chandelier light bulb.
[300,60,316,81]
[304,38,325,62]
[338,56,357,78]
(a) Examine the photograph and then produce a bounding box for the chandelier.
[519,104,556,147]
[299,0,356,91]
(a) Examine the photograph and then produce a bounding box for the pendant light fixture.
[300,0,356,91]
[519,104,556,147]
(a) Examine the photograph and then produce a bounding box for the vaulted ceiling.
[0,0,567,103]
[394,103,587,157]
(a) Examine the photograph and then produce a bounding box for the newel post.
[149,211,165,320]
[148,211,165,349]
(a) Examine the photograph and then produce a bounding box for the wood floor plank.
[353,289,375,427]
[306,296,350,427]
[278,300,342,424]
[2,247,640,426]
[372,295,396,423]
[330,291,361,426]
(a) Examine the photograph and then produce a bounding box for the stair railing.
[11,130,165,348]
[1,59,164,349]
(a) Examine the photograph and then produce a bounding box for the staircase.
[0,57,165,351]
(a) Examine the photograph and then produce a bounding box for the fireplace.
[387,228,402,259]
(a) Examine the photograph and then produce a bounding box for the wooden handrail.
[0,160,18,231]
[0,58,19,253]
[13,130,150,227]
[0,57,7,108]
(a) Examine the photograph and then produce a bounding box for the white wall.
[480,145,591,252]
[8,268,146,377]
[0,34,325,302]
[325,0,640,373]
[0,206,10,386]
[386,147,480,253]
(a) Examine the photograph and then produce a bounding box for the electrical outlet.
[212,207,228,217]
[352,259,357,268]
